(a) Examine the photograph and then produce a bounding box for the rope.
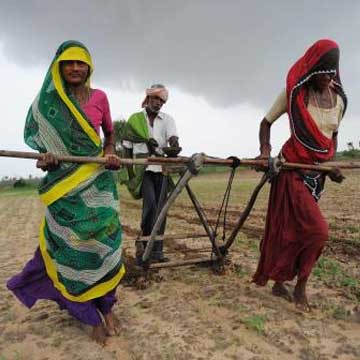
[214,167,236,241]
[214,156,240,241]
[210,167,237,275]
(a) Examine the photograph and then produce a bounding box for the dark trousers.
[140,171,167,258]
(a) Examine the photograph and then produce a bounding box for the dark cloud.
[0,0,359,111]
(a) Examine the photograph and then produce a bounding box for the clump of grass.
[313,257,343,280]
[313,256,360,301]
[331,305,348,320]
[247,239,259,253]
[231,263,248,277]
[313,257,358,288]
[340,276,358,288]
[241,314,266,334]
[345,225,360,235]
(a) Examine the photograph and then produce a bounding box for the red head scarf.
[282,39,347,163]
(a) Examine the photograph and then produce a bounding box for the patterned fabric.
[282,39,347,163]
[23,40,124,302]
[301,172,325,201]
[122,112,150,199]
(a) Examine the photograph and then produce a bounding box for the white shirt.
[123,109,178,172]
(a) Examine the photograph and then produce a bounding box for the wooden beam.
[123,233,209,242]
[147,257,214,269]
[1,149,359,171]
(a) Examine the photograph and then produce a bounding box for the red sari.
[253,39,347,285]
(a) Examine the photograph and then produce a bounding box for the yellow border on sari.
[39,218,125,302]
[40,46,105,206]
[51,46,101,147]
[40,162,102,206]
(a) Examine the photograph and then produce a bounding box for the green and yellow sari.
[24,40,125,302]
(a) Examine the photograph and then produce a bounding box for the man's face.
[147,95,165,114]
[60,60,90,86]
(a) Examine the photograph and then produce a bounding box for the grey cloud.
[0,0,359,112]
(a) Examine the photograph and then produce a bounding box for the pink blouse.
[82,89,113,135]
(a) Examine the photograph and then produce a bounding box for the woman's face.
[60,60,89,86]
[311,48,339,90]
[312,73,334,91]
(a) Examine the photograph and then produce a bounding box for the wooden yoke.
[1,149,360,170]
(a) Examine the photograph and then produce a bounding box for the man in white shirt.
[123,84,179,263]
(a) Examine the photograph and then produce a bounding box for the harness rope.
[214,166,236,242]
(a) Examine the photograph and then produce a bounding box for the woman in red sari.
[253,39,347,311]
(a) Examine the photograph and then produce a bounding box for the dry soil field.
[0,170,359,360]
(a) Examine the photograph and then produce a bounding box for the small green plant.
[314,256,360,301]
[345,225,360,235]
[232,263,248,277]
[340,276,358,288]
[313,257,342,280]
[331,305,348,320]
[248,239,259,253]
[241,315,266,334]
[314,257,358,287]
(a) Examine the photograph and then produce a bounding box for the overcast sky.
[0,0,359,178]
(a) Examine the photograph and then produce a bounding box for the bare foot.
[293,287,311,312]
[92,324,107,346]
[103,311,121,336]
[272,282,293,302]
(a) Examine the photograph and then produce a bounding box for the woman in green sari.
[7,40,125,345]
